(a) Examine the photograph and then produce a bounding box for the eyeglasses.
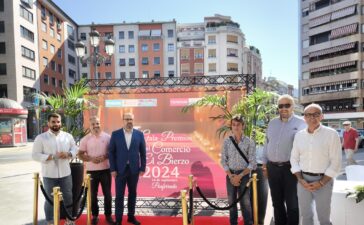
[304,112,321,118]
[123,118,133,121]
[278,103,291,109]
[343,124,350,126]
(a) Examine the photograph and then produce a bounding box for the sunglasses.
[278,103,291,109]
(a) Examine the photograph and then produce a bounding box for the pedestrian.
[342,121,359,165]
[78,116,115,225]
[262,94,306,225]
[290,103,342,225]
[221,114,256,225]
[109,112,146,225]
[32,113,78,225]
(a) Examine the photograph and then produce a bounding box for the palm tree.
[182,88,278,145]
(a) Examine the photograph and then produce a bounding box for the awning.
[331,5,356,21]
[138,30,150,37]
[330,23,358,39]
[310,61,356,73]
[309,42,356,58]
[151,29,162,37]
[309,14,331,28]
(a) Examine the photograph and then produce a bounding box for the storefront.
[0,99,28,147]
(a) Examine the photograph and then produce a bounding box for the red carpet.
[61,215,245,225]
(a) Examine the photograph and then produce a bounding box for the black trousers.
[88,169,112,217]
[267,162,299,225]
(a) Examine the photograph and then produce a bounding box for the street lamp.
[75,27,115,79]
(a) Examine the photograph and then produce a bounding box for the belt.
[302,171,324,177]
[268,161,290,167]
[229,169,244,174]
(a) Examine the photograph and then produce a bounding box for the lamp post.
[75,27,115,79]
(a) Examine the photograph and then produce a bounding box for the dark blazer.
[109,128,146,175]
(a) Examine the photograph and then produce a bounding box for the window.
[142,57,149,65]
[81,73,88,79]
[0,42,5,54]
[154,71,160,77]
[43,57,48,67]
[119,58,126,66]
[57,33,61,42]
[302,39,309,48]
[0,63,6,75]
[69,69,75,78]
[208,63,216,72]
[20,26,34,42]
[50,28,54,37]
[181,49,189,60]
[58,64,62,73]
[21,46,35,60]
[105,59,111,66]
[181,64,190,74]
[51,77,56,86]
[194,63,203,73]
[80,33,86,40]
[43,74,49,84]
[208,35,216,44]
[68,40,74,51]
[227,35,238,43]
[141,44,148,52]
[41,22,47,32]
[167,29,174,38]
[194,49,203,59]
[119,31,124,39]
[208,49,216,58]
[0,0,3,12]
[119,45,125,53]
[129,58,135,66]
[302,56,309,64]
[120,72,126,79]
[51,61,56,71]
[302,71,310,80]
[130,72,135,79]
[56,18,61,30]
[50,44,55,54]
[168,71,174,77]
[153,43,160,51]
[41,5,46,18]
[57,49,62,58]
[128,31,134,39]
[168,57,174,65]
[154,57,160,65]
[49,13,54,25]
[227,63,238,72]
[22,66,36,79]
[42,39,47,50]
[142,71,149,78]
[67,25,74,40]
[58,80,63,88]
[23,86,36,102]
[20,6,33,23]
[0,21,4,33]
[128,45,135,53]
[302,7,309,17]
[168,43,174,51]
[105,72,112,79]
[68,55,75,65]
[0,84,6,98]
[227,48,238,57]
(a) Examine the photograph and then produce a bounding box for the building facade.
[300,0,364,128]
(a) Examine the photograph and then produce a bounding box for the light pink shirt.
[79,131,111,171]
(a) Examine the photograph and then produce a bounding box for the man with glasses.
[262,95,306,225]
[342,121,359,165]
[109,112,146,225]
[290,103,341,225]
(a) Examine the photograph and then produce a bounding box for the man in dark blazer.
[109,112,146,225]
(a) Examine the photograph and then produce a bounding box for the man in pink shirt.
[78,116,115,225]
[342,121,359,165]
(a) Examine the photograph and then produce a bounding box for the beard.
[50,125,61,132]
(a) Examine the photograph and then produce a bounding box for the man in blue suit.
[109,112,146,225]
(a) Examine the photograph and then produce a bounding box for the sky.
[53,0,299,87]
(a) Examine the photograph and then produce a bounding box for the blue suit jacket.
[109,128,146,175]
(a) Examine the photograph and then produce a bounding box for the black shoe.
[127,217,141,225]
[92,216,99,225]
[106,216,116,225]
[116,222,122,225]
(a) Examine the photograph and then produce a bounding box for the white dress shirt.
[124,128,133,149]
[32,130,78,178]
[290,125,342,178]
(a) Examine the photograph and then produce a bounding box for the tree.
[182,88,278,145]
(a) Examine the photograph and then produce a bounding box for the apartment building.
[243,45,262,85]
[0,0,40,107]
[300,0,363,128]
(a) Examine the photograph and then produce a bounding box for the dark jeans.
[227,173,252,225]
[267,162,299,225]
[251,166,268,225]
[43,175,73,223]
[115,165,139,223]
[88,169,112,217]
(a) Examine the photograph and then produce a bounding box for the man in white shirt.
[290,104,342,225]
[32,113,78,225]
